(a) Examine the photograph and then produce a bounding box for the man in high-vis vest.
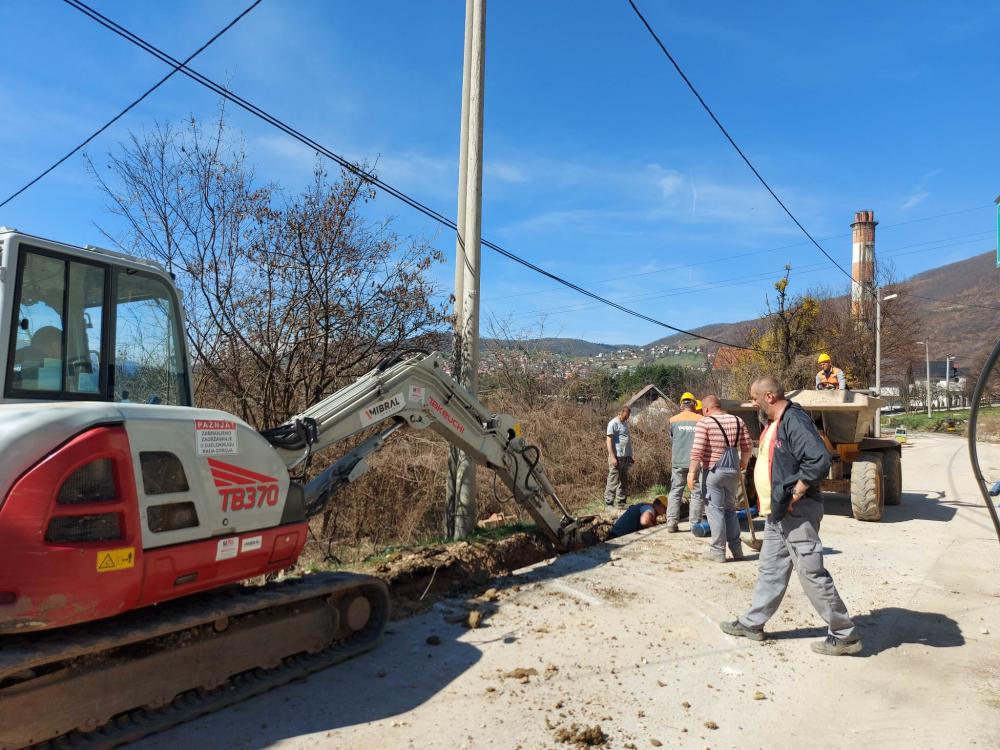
[665,392,705,533]
[815,353,846,390]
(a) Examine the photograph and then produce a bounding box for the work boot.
[703,548,726,563]
[719,620,766,642]
[666,523,679,533]
[729,546,745,561]
[811,635,862,656]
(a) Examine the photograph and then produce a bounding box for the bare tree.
[731,267,822,393]
[480,315,563,410]
[86,111,446,426]
[816,262,919,392]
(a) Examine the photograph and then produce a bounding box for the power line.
[626,1,998,315]
[488,228,993,303]
[61,0,780,355]
[51,2,995,345]
[0,0,262,210]
[626,0,863,289]
[497,233,993,320]
[880,204,993,229]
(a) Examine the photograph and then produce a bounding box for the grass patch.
[883,406,1000,433]
[653,354,705,369]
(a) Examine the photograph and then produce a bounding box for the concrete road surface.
[136,433,1000,749]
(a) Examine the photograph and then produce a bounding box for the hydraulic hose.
[966,336,1000,546]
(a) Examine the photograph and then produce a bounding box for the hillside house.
[625,384,679,427]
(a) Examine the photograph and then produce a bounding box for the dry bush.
[306,394,675,559]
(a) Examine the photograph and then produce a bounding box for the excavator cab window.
[113,270,188,406]
[6,249,104,396]
[4,244,191,406]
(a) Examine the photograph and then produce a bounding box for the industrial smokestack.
[850,210,877,320]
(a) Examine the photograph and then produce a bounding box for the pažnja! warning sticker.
[196,419,238,455]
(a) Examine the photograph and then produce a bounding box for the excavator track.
[0,572,389,750]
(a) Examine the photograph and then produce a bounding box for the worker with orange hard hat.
[815,353,846,390]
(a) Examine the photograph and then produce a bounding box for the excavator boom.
[262,351,586,551]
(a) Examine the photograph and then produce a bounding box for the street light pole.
[916,341,931,417]
[945,355,955,411]
[875,290,897,436]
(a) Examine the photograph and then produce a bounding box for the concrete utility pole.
[446,0,486,539]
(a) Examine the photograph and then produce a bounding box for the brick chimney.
[850,210,877,320]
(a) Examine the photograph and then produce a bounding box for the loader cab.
[0,229,192,406]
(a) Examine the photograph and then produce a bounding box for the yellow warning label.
[96,547,136,572]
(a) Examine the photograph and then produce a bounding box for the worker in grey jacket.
[665,392,704,532]
[719,375,862,656]
[604,405,633,508]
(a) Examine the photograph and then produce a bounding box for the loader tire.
[882,450,902,506]
[850,452,884,521]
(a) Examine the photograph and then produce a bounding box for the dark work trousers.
[738,498,857,640]
[666,467,705,528]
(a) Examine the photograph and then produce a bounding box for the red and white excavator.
[0,228,587,749]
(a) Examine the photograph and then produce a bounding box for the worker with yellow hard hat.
[815,353,846,390]
[666,391,705,533]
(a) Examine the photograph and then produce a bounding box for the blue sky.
[2,1,998,346]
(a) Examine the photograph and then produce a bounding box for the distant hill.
[508,337,623,357]
[643,250,999,365]
[645,320,762,353]
[900,250,998,364]
[430,249,999,363]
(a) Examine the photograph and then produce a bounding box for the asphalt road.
[136,433,1000,750]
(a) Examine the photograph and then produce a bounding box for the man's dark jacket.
[769,402,831,521]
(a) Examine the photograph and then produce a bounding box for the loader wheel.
[882,450,902,506]
[850,453,884,521]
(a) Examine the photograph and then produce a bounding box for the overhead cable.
[61,0,779,354]
[0,0,262,210]
[626,0,862,289]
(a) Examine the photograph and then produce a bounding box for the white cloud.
[900,169,942,211]
[901,190,929,210]
[486,160,527,184]
[658,169,685,198]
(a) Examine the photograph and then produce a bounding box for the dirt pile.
[554,723,608,747]
[375,521,612,617]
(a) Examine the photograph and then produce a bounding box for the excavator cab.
[1,228,192,406]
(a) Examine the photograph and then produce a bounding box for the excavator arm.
[260,351,587,551]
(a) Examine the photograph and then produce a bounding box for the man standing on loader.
[665,392,704,533]
[815,353,846,390]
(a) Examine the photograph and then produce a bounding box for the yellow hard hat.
[817,353,831,364]
[653,495,668,509]
[680,392,696,403]
[695,399,703,412]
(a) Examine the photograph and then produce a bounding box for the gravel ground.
[135,433,1000,750]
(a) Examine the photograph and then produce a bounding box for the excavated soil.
[375,521,612,618]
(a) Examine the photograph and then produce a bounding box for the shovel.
[737,475,762,551]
